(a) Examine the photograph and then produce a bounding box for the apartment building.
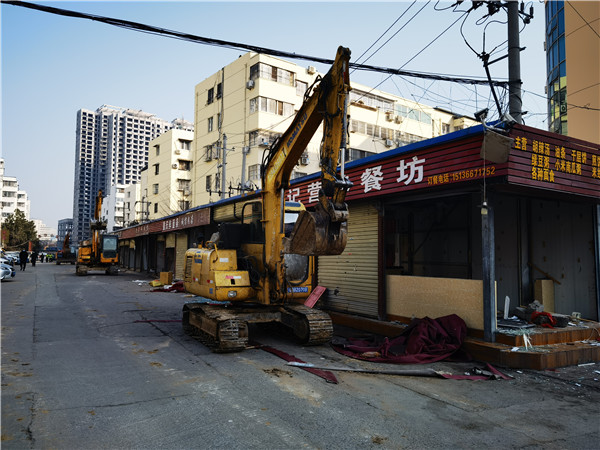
[57,218,73,247]
[0,158,30,223]
[545,0,600,143]
[73,105,177,244]
[191,52,476,206]
[144,128,195,221]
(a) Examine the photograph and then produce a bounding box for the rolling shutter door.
[175,233,188,280]
[318,202,379,318]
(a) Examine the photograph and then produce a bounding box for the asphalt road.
[2,263,599,449]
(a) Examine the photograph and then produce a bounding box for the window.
[206,175,212,191]
[154,163,159,175]
[248,164,260,180]
[208,117,213,133]
[216,83,222,99]
[152,183,159,194]
[178,160,191,171]
[249,63,295,86]
[207,87,214,104]
[179,200,190,211]
[154,145,160,156]
[296,80,308,97]
[154,203,158,213]
[249,96,293,116]
[215,172,221,191]
[442,123,450,134]
[179,140,191,151]
[178,179,191,191]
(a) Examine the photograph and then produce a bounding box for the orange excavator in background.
[76,190,119,275]
[182,46,352,352]
[56,232,76,265]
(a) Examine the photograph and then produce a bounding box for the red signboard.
[508,125,600,198]
[285,125,599,205]
[117,207,210,239]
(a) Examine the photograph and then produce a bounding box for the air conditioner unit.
[172,163,178,169]
[395,116,403,124]
[246,80,255,90]
[307,66,316,74]
[258,139,270,147]
[385,111,394,121]
[300,153,309,165]
[174,149,181,155]
[385,139,394,147]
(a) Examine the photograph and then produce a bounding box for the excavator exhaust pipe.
[284,201,347,256]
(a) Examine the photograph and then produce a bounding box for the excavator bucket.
[284,202,347,256]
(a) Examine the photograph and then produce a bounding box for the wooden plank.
[386,275,487,330]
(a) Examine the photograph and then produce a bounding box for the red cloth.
[332,314,469,364]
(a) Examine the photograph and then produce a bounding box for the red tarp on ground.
[332,314,470,364]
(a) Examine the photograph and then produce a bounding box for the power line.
[352,1,417,66]
[1,0,508,88]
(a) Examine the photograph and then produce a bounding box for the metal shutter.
[318,202,379,318]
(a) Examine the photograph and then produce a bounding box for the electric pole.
[221,134,227,200]
[507,0,522,124]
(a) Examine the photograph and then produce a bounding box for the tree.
[2,209,40,250]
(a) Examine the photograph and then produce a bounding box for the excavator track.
[183,302,333,352]
[182,303,249,353]
[281,304,334,346]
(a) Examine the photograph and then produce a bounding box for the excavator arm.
[262,45,352,249]
[259,46,352,303]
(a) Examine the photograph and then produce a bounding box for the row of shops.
[116,124,600,338]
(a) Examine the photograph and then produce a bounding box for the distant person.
[19,248,28,271]
[40,253,45,263]
[31,251,38,267]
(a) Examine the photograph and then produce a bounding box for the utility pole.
[221,134,227,200]
[507,0,522,124]
[240,146,250,195]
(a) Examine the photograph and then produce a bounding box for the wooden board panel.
[386,275,487,330]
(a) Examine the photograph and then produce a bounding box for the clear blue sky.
[1,1,547,231]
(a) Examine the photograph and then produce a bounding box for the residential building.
[101,184,128,232]
[57,218,73,247]
[545,0,600,143]
[0,158,31,223]
[191,52,477,206]
[122,183,144,226]
[146,128,194,221]
[32,219,56,245]
[73,105,176,245]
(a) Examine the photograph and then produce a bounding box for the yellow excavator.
[182,46,352,352]
[76,190,119,276]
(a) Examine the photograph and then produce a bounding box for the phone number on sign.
[451,166,496,182]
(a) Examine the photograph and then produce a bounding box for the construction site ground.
[2,264,599,449]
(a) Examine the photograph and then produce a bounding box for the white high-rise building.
[73,105,176,244]
[0,158,31,223]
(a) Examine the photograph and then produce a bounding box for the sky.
[1,0,548,231]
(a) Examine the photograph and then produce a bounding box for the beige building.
[191,52,476,206]
[146,128,194,221]
[545,1,600,144]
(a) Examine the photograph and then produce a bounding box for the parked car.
[5,251,20,264]
[1,262,16,281]
[1,256,14,266]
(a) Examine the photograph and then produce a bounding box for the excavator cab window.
[101,235,118,258]
[283,202,310,283]
[241,201,264,244]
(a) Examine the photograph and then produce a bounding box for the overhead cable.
[1,0,508,88]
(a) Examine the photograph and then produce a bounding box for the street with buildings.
[2,264,599,449]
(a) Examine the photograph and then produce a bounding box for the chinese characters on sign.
[514,136,593,182]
